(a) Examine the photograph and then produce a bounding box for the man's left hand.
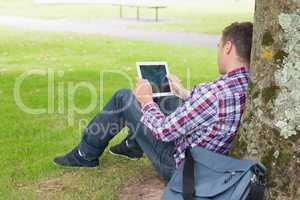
[133,78,154,107]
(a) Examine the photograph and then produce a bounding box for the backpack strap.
[182,148,195,200]
[246,165,266,200]
[245,181,266,200]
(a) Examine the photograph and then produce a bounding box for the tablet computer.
[136,62,172,97]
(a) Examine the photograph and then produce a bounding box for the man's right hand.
[167,74,191,100]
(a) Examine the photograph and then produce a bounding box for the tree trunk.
[232,0,300,200]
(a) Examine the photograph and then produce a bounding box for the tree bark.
[232,0,300,199]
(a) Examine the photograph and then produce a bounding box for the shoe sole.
[108,150,142,161]
[52,160,99,168]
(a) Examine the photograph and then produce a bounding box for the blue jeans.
[78,88,184,182]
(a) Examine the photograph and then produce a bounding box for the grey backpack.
[161,147,266,200]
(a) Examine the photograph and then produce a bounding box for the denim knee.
[115,88,140,109]
[115,88,132,98]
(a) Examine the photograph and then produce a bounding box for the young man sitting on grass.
[54,22,253,182]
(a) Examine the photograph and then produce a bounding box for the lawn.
[0,0,254,34]
[0,26,219,199]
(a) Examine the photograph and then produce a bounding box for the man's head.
[217,22,253,74]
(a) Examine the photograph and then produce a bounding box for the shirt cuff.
[141,101,157,113]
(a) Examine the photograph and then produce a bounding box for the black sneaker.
[53,147,99,168]
[109,140,143,160]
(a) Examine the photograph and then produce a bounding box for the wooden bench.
[34,0,167,22]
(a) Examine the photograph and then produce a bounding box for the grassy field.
[0,26,219,199]
[0,0,254,34]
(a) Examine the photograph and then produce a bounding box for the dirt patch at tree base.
[36,171,84,199]
[16,165,165,200]
[118,172,165,200]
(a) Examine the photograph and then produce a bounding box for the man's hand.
[133,78,154,107]
[167,74,191,100]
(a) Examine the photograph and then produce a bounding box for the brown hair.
[222,22,253,64]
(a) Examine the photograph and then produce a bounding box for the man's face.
[217,39,227,75]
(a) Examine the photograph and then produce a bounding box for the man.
[54,22,253,182]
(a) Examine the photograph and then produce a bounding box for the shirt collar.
[225,67,249,77]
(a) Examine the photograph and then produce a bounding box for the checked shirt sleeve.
[140,87,219,142]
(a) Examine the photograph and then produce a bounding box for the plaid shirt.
[140,67,249,167]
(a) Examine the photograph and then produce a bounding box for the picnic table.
[34,0,167,22]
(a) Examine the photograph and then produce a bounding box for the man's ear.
[224,41,233,55]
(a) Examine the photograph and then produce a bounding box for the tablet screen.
[139,64,171,94]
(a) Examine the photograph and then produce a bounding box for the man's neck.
[225,61,249,73]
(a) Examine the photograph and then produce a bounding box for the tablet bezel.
[136,61,173,97]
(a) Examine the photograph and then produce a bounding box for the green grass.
[0,0,254,34]
[0,26,219,199]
